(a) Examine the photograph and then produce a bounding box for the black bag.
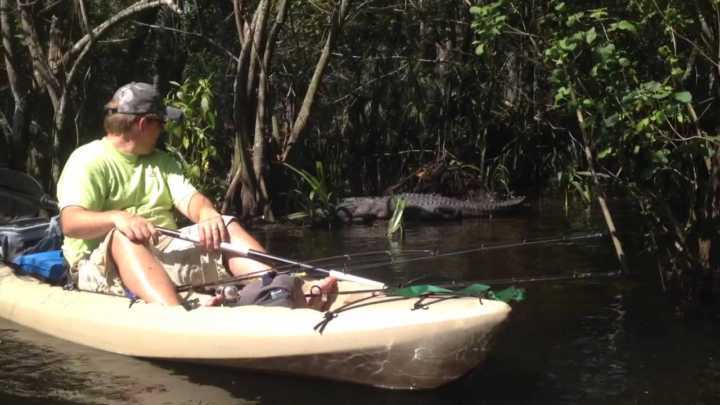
[0,216,63,262]
[236,273,305,308]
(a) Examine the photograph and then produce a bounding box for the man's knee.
[109,229,155,265]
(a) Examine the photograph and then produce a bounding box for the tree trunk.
[281,0,352,162]
[1,0,30,171]
[223,1,264,216]
[224,0,352,218]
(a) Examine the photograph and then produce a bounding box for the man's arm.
[177,192,228,250]
[61,206,157,243]
[183,192,222,224]
[178,192,267,258]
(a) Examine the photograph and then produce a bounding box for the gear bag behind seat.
[0,216,63,262]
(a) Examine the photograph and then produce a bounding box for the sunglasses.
[142,115,166,125]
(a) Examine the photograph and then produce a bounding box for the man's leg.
[224,220,271,277]
[111,230,181,305]
[223,219,338,310]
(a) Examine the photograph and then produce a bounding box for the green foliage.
[284,161,337,224]
[541,0,720,298]
[387,196,406,240]
[470,1,508,56]
[164,77,222,201]
[466,0,720,301]
[541,0,700,199]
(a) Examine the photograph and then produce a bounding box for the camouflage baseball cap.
[105,82,182,122]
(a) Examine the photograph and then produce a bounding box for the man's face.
[133,115,165,154]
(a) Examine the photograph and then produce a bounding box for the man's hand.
[112,211,158,244]
[197,214,228,251]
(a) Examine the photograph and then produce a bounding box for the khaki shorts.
[75,216,235,297]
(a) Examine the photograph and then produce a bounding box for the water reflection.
[0,320,244,404]
[3,199,720,404]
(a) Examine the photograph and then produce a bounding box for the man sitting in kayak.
[57,82,336,308]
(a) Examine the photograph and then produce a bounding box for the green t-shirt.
[57,139,197,266]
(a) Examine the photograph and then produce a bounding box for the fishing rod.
[174,249,435,292]
[345,231,607,272]
[425,269,622,288]
[271,249,435,271]
[291,269,624,297]
[156,227,387,288]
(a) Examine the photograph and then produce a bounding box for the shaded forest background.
[2,0,720,306]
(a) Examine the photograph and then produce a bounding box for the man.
[57,82,335,307]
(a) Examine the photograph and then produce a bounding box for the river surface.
[2,198,720,404]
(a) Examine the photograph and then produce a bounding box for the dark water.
[2,198,720,404]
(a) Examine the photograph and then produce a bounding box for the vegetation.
[283,161,337,226]
[387,196,406,240]
[1,0,720,307]
[164,77,222,200]
[469,0,720,305]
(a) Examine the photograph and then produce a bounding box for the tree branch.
[61,0,180,68]
[282,0,351,161]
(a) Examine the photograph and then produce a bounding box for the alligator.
[336,193,526,223]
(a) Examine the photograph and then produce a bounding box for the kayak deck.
[0,265,510,389]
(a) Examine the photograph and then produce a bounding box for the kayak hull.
[0,266,510,389]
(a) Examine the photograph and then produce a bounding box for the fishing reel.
[214,284,241,303]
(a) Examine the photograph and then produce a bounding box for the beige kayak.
[0,265,510,390]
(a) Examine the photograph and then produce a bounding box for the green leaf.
[653,150,669,164]
[598,147,613,159]
[650,88,671,99]
[604,113,620,127]
[586,27,597,45]
[387,197,406,238]
[596,43,615,61]
[554,86,570,104]
[616,20,637,32]
[673,91,692,103]
[559,38,577,51]
[201,96,210,113]
[589,8,608,20]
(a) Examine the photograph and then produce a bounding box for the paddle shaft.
[157,227,387,288]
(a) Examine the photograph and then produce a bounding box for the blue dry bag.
[12,249,67,283]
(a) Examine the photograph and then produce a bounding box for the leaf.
[201,96,210,113]
[559,38,577,51]
[589,8,608,20]
[596,43,615,61]
[597,147,613,159]
[586,27,597,45]
[604,113,620,127]
[287,212,310,221]
[673,91,692,104]
[653,150,669,164]
[387,197,406,238]
[616,20,637,32]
